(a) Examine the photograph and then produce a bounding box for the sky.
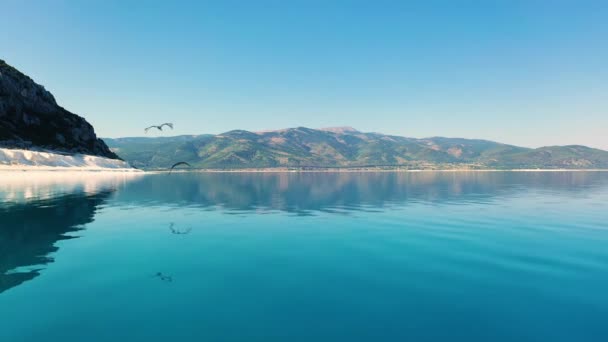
[1,0,607,149]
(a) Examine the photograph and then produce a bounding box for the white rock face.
[0,148,138,171]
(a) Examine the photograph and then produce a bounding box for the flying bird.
[169,161,191,173]
[144,123,174,133]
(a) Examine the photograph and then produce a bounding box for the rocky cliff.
[0,59,118,158]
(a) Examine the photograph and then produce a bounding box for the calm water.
[1,172,608,341]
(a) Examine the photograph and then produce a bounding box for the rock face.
[0,59,118,159]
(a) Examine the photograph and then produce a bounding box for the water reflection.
[0,172,142,204]
[1,171,607,294]
[0,191,112,294]
[114,172,608,214]
[1,172,608,341]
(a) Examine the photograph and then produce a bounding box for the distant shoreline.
[2,167,608,173]
[148,168,608,173]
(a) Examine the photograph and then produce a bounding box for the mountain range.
[2,59,606,170]
[104,127,608,170]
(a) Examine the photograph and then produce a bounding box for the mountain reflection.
[1,171,607,294]
[114,172,608,214]
[0,191,112,294]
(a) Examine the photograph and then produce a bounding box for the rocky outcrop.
[0,59,118,158]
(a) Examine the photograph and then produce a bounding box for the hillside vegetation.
[104,127,608,170]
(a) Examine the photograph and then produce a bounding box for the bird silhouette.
[169,161,191,174]
[144,123,174,133]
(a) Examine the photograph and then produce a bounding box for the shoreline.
[1,167,607,173]
[0,166,141,172]
[0,147,137,172]
[146,168,608,173]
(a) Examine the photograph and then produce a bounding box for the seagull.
[144,123,174,133]
[169,161,191,174]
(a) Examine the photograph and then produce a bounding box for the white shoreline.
[0,167,141,172]
[0,147,139,172]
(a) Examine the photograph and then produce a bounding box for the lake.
[1,171,608,341]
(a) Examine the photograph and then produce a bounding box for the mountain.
[104,127,608,170]
[0,59,118,158]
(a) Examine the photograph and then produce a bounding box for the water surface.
[1,172,608,341]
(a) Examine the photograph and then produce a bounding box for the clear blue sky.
[2,0,607,149]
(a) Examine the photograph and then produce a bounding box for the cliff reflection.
[1,171,607,294]
[114,171,608,214]
[0,191,112,294]
[0,172,141,204]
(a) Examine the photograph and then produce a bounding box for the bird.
[144,123,174,133]
[169,161,191,173]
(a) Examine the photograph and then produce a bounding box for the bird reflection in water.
[154,272,173,282]
[168,222,192,235]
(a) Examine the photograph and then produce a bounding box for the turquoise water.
[1,172,608,341]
